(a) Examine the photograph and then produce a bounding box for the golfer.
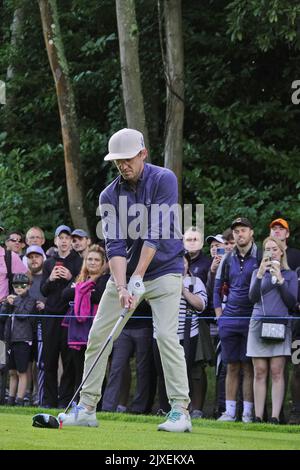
[61,128,191,432]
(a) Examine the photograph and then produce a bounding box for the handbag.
[260,321,286,341]
[260,289,286,342]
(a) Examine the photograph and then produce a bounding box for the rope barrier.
[0,313,299,320]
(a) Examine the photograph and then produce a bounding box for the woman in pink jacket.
[62,245,109,398]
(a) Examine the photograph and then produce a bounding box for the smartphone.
[217,247,225,256]
[263,251,272,262]
[55,261,64,267]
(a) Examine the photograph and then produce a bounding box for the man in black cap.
[214,217,259,423]
[71,229,91,258]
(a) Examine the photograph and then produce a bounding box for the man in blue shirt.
[61,128,191,432]
[214,217,259,423]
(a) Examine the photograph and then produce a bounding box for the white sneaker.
[158,406,192,433]
[242,413,253,423]
[217,412,236,422]
[58,404,99,427]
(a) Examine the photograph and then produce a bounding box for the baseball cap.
[231,217,253,230]
[26,245,46,257]
[55,225,72,237]
[206,234,225,244]
[269,218,289,231]
[104,128,145,161]
[71,229,89,238]
[12,273,31,285]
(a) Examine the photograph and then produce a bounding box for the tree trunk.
[4,7,24,122]
[6,7,24,83]
[160,0,184,203]
[116,0,150,158]
[0,81,5,105]
[38,0,89,231]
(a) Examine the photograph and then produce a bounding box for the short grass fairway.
[1,407,300,450]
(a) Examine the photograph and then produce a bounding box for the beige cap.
[104,128,145,161]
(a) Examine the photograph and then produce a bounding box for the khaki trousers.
[80,273,190,408]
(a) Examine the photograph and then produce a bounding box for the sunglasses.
[9,238,22,243]
[13,283,29,289]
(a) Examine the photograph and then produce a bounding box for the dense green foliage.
[0,0,299,244]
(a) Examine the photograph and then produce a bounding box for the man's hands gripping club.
[117,275,146,310]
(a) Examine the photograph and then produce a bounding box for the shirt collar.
[234,243,256,258]
[118,163,148,188]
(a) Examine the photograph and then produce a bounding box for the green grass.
[1,407,300,450]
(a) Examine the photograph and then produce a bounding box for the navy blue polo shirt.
[213,244,260,317]
[99,163,184,281]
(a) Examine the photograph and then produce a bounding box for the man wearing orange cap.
[269,218,300,270]
[270,217,300,425]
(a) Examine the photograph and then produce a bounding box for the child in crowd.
[1,274,36,406]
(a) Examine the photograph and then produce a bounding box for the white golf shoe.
[217,412,236,422]
[58,404,99,427]
[158,406,192,433]
[242,413,253,423]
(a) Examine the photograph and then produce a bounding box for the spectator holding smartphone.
[247,236,298,424]
[207,234,226,277]
[40,225,82,408]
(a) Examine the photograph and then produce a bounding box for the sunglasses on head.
[13,283,29,289]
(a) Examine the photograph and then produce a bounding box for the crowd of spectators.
[0,216,299,425]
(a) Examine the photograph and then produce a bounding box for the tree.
[159,0,184,202]
[6,6,24,84]
[115,0,150,155]
[3,4,24,132]
[0,0,299,243]
[38,0,89,231]
[226,0,300,52]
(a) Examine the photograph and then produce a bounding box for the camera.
[216,247,225,256]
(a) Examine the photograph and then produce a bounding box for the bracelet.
[116,285,127,292]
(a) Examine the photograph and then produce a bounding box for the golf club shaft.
[64,308,129,414]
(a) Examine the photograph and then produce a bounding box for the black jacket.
[189,251,211,285]
[2,292,37,343]
[41,250,82,315]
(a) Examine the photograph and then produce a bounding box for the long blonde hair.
[263,236,290,270]
[76,244,107,282]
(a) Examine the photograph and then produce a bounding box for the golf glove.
[127,275,145,297]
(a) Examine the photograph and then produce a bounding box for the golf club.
[32,307,130,428]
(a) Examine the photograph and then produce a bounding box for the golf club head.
[32,413,59,429]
